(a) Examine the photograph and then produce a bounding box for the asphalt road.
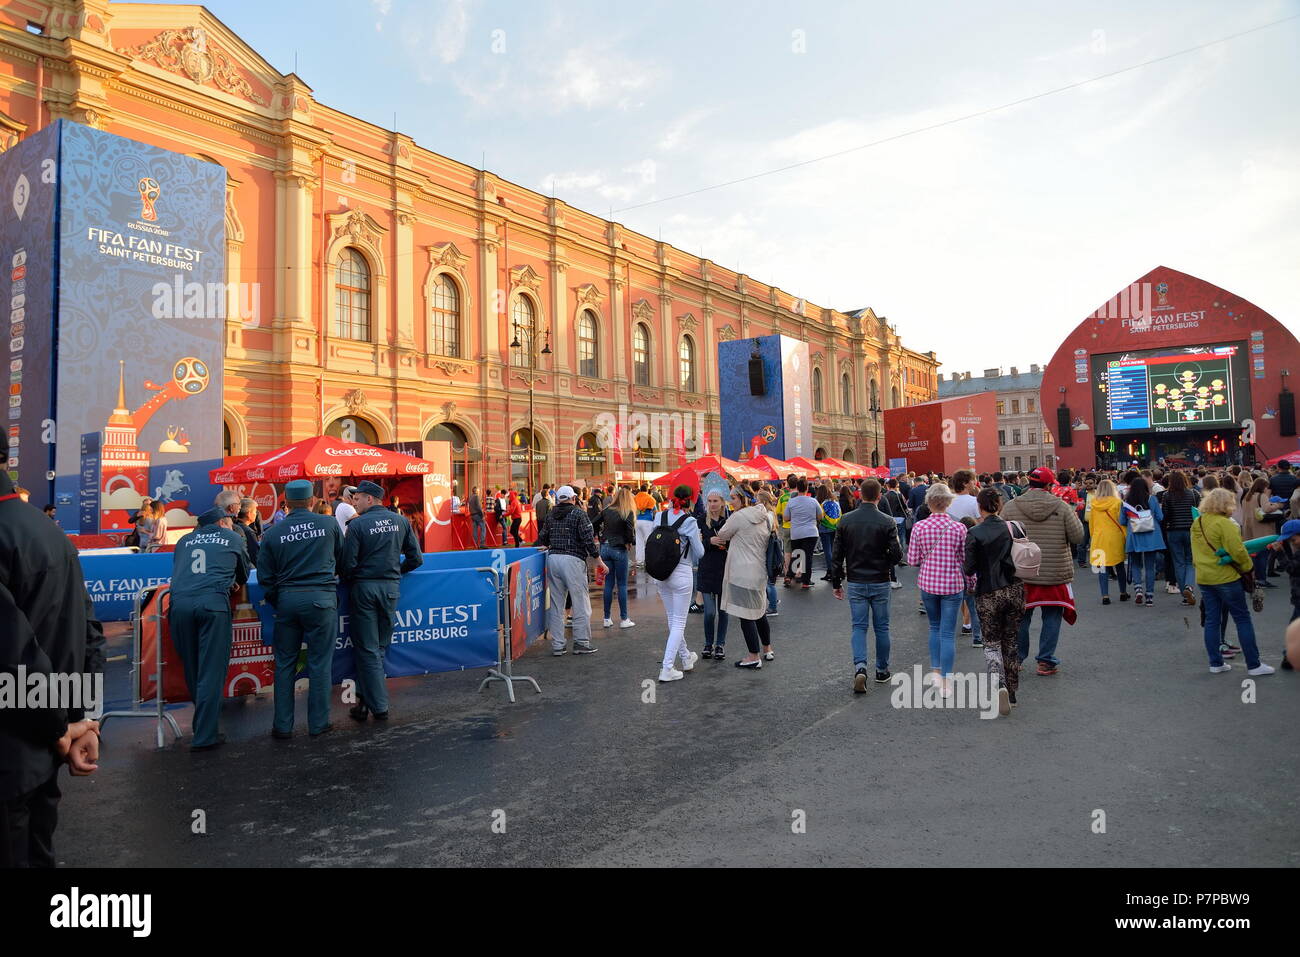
[58,560,1299,867]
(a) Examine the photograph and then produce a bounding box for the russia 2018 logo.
[760,424,777,444]
[138,176,160,221]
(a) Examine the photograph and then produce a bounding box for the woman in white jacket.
[656,484,706,683]
[713,488,778,669]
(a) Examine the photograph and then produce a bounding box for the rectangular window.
[1030,456,1038,469]
[1012,429,1022,445]
[1014,456,1022,470]
[1011,399,1021,414]
[996,400,1005,415]
[1027,397,1036,413]
[998,429,1006,445]
[1000,457,1007,471]
[1028,431,1037,445]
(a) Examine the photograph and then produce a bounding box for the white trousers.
[635,519,655,564]
[657,560,694,670]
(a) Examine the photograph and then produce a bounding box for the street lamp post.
[869,400,882,468]
[510,320,551,498]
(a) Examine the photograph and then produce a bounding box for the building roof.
[938,370,1043,397]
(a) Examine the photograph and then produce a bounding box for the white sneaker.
[924,670,941,687]
[658,667,684,682]
[1209,663,1233,674]
[619,619,636,628]
[679,651,698,672]
[1247,663,1276,676]
[890,580,902,590]
[602,618,613,628]
[1165,583,1179,594]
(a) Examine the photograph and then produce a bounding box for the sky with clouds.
[191,0,1298,373]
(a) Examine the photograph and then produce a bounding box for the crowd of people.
[523,461,1299,710]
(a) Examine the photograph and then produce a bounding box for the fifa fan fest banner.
[0,120,226,530]
[507,548,547,659]
[718,334,812,462]
[884,392,999,475]
[80,551,174,622]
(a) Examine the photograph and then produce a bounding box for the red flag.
[612,425,624,465]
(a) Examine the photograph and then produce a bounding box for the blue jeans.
[1167,530,1193,591]
[962,591,982,641]
[819,529,836,576]
[1200,581,1261,668]
[1017,605,1064,666]
[1129,550,1158,594]
[472,516,487,548]
[600,544,630,620]
[1098,562,1128,597]
[766,580,778,614]
[921,590,963,676]
[702,591,729,648]
[847,581,892,671]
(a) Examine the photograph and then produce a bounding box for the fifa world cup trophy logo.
[138,177,160,222]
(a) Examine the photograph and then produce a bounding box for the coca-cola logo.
[213,472,233,484]
[246,468,266,481]
[255,492,275,508]
[324,447,382,457]
[404,463,429,473]
[314,464,343,475]
[361,462,387,474]
[277,465,298,479]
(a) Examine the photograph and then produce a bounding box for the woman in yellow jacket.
[1191,487,1274,676]
[1086,479,1129,604]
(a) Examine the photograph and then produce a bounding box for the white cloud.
[541,47,660,112]
[658,108,715,152]
[372,0,391,33]
[433,0,471,65]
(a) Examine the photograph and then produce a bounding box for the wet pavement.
[59,560,1299,867]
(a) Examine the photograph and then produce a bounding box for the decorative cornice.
[330,209,387,249]
[431,358,475,377]
[427,241,468,272]
[631,298,655,323]
[342,388,367,414]
[718,324,737,342]
[633,388,661,402]
[117,26,267,106]
[509,263,543,292]
[811,351,825,368]
[575,379,609,394]
[678,313,699,334]
[574,282,605,307]
[510,369,546,387]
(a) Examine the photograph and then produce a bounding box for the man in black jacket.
[830,478,902,693]
[1,433,105,866]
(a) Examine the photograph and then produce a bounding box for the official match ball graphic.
[173,356,209,394]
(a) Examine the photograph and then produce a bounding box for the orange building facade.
[0,0,939,494]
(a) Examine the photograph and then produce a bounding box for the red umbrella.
[210,436,435,485]
[819,457,867,478]
[788,456,833,478]
[654,454,763,483]
[1265,450,1300,466]
[649,466,702,494]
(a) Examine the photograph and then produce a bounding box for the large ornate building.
[0,0,939,492]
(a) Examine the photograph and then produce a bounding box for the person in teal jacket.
[1120,476,1164,605]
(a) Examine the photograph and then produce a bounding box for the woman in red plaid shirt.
[906,483,975,697]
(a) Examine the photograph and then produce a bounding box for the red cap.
[1029,467,1056,484]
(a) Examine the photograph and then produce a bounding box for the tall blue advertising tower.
[717,334,812,462]
[0,120,226,534]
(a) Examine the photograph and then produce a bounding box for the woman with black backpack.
[648,484,704,683]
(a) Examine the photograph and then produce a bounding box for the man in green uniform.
[256,479,344,739]
[341,480,424,722]
[169,507,250,752]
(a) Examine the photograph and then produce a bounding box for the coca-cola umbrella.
[817,456,867,478]
[650,453,763,484]
[210,435,436,485]
[744,454,813,481]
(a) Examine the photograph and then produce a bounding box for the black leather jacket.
[963,514,1017,595]
[830,502,902,586]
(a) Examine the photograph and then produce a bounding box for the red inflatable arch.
[1042,266,1299,471]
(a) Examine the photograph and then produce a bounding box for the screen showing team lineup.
[1091,342,1251,433]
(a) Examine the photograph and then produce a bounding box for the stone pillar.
[550,255,569,373]
[393,211,416,349]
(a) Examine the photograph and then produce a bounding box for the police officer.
[341,480,423,721]
[257,479,344,739]
[169,507,250,752]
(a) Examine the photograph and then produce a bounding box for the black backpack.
[645,511,689,581]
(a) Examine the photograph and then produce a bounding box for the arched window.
[891,385,900,407]
[577,311,599,378]
[430,275,460,357]
[679,335,696,392]
[633,323,651,385]
[575,431,604,479]
[335,248,371,341]
[812,368,824,412]
[510,295,536,367]
[814,447,827,460]
[510,427,545,492]
[325,415,378,445]
[841,373,852,415]
[843,447,855,462]
[428,422,473,492]
[223,420,234,458]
